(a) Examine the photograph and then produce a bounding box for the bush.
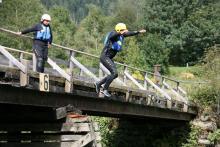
[189,46,220,107]
[208,129,220,144]
[191,86,218,107]
[182,125,201,147]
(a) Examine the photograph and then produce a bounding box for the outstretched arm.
[123,29,146,37]
[21,24,41,34]
[16,24,41,35]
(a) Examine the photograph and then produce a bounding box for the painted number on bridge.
[40,73,49,92]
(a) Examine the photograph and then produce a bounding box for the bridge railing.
[53,44,188,104]
[0,28,204,110]
[49,40,189,104]
[55,42,189,105]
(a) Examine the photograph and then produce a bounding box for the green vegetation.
[182,46,220,146]
[93,46,220,147]
[182,125,201,147]
[94,117,190,147]
[169,66,203,78]
[1,0,220,71]
[191,46,220,106]
[208,129,220,144]
[1,0,220,146]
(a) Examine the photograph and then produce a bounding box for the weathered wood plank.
[0,65,167,100]
[70,56,99,81]
[144,76,172,101]
[65,80,73,93]
[0,104,68,122]
[8,61,13,68]
[0,122,96,132]
[61,123,91,132]
[55,107,67,120]
[0,123,63,132]
[0,45,26,73]
[0,65,197,120]
[178,86,187,96]
[20,59,29,86]
[32,54,37,72]
[144,73,148,89]
[163,81,187,103]
[2,46,32,56]
[66,116,89,123]
[0,132,101,142]
[47,58,71,82]
[163,81,188,112]
[0,133,101,142]
[71,133,95,147]
[124,71,145,90]
[0,142,72,147]
[0,84,196,120]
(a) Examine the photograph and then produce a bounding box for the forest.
[1,0,220,72]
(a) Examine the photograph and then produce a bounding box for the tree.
[141,0,220,66]
[41,0,117,24]
[74,4,105,54]
[167,2,220,65]
[120,38,145,69]
[73,4,106,67]
[0,0,45,50]
[140,34,170,72]
[47,6,76,59]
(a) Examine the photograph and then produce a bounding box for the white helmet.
[41,14,51,22]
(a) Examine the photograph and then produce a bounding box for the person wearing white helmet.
[94,23,146,97]
[17,14,53,73]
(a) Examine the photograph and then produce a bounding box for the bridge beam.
[0,84,195,121]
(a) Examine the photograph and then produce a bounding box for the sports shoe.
[94,82,101,93]
[102,90,111,97]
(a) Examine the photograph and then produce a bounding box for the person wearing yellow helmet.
[94,23,146,97]
[16,14,53,73]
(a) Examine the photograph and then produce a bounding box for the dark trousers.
[98,56,118,90]
[33,43,48,73]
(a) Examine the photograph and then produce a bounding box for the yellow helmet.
[115,23,127,32]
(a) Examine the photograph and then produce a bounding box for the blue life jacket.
[35,25,51,41]
[104,32,124,52]
[112,36,124,52]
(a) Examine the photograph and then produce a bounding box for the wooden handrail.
[0,28,99,58]
[0,27,208,85]
[3,46,33,56]
[0,28,155,72]
[70,56,99,81]
[0,45,26,73]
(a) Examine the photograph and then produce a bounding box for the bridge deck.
[0,65,197,121]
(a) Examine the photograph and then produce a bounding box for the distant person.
[17,14,53,73]
[94,23,146,97]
